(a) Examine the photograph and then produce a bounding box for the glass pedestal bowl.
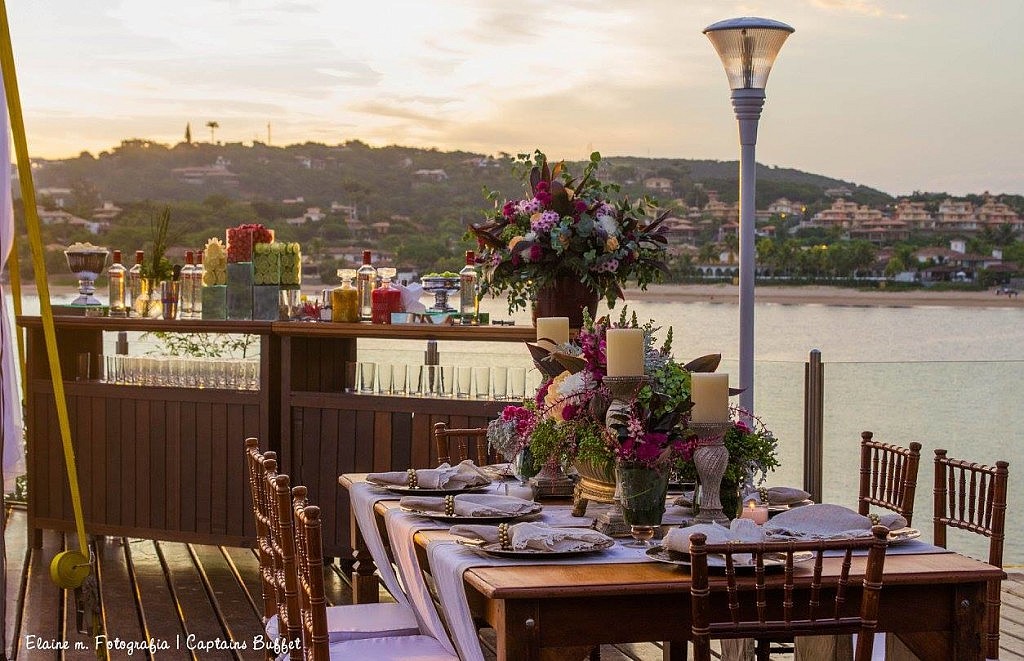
[63,243,110,306]
[420,276,461,313]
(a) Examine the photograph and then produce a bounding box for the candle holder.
[689,420,733,525]
[592,375,649,537]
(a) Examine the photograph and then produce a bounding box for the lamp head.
[704,17,794,90]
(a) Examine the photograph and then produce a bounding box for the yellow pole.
[0,0,90,585]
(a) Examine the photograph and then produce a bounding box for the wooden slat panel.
[224,404,244,538]
[134,399,151,530]
[180,400,198,534]
[318,408,341,557]
[300,406,323,505]
[410,411,431,469]
[210,403,229,537]
[89,395,106,526]
[372,411,392,472]
[166,400,182,532]
[391,411,413,470]
[120,397,137,528]
[195,401,212,535]
[150,400,167,531]
[353,410,374,473]
[104,398,121,526]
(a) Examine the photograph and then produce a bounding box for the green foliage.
[143,332,258,358]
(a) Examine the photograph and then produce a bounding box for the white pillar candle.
[739,500,769,525]
[535,317,570,350]
[605,328,645,377]
[691,373,730,422]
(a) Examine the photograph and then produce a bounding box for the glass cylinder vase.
[617,463,669,545]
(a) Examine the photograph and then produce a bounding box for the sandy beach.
[624,283,1024,309]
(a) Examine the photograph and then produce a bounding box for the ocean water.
[10,291,1024,564]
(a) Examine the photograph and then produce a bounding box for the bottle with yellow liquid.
[332,269,360,322]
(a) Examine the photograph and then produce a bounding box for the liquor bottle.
[356,250,376,321]
[127,250,143,317]
[332,269,360,322]
[191,251,204,318]
[459,250,478,317]
[180,251,196,318]
[107,250,127,317]
[371,267,401,324]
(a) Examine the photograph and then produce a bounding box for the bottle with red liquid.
[371,267,402,324]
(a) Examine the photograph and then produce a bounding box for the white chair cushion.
[265,602,420,642]
[326,634,458,660]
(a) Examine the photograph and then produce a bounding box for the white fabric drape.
[0,66,24,492]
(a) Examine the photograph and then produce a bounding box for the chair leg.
[588,645,600,660]
[755,638,771,661]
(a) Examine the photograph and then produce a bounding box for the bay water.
[10,291,1024,564]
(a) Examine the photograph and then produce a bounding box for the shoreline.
[623,283,1024,309]
[15,282,1024,310]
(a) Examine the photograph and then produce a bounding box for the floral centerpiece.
[470,151,670,318]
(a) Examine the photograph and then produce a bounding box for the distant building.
[643,177,673,193]
[891,199,934,231]
[413,169,448,182]
[824,186,853,197]
[92,201,122,221]
[172,156,239,186]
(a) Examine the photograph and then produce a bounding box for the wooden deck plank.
[220,546,264,621]
[5,506,29,659]
[187,544,264,660]
[95,537,147,658]
[19,529,63,660]
[125,539,193,660]
[156,541,234,660]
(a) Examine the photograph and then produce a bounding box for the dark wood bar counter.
[18,315,533,555]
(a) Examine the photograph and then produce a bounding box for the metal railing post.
[803,349,824,503]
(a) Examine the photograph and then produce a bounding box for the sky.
[5,0,1024,196]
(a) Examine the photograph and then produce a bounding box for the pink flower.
[735,420,752,434]
[535,180,550,193]
[536,191,552,206]
[561,403,578,420]
[574,199,588,213]
[528,244,543,261]
[501,201,516,218]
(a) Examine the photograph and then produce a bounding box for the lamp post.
[704,17,794,416]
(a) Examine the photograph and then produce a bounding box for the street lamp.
[704,17,793,416]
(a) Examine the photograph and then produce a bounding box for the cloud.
[809,0,908,20]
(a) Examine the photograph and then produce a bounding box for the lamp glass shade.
[704,17,794,90]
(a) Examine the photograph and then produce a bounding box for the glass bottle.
[180,251,196,318]
[356,250,376,321]
[459,250,478,317]
[128,250,144,317]
[332,269,360,322]
[107,250,127,317]
[371,267,401,324]
[191,251,204,318]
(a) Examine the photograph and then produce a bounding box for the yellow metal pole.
[0,0,90,586]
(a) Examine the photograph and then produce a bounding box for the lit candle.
[535,317,570,350]
[691,373,730,422]
[605,328,645,377]
[503,482,536,501]
[739,499,769,525]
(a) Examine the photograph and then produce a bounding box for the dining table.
[338,472,1004,661]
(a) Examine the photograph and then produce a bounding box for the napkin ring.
[407,469,419,489]
[444,495,455,516]
[497,523,511,550]
[868,513,880,526]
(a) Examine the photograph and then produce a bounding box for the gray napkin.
[450,522,613,552]
[741,486,812,506]
[366,460,492,489]
[400,493,536,517]
[764,504,905,540]
[663,518,766,553]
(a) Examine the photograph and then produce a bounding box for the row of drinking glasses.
[104,355,260,390]
[353,363,531,400]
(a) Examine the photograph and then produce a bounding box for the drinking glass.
[473,366,490,399]
[491,366,508,401]
[408,365,424,396]
[359,362,376,393]
[392,363,408,395]
[456,366,473,398]
[377,363,393,394]
[508,367,527,401]
[245,359,260,390]
[439,364,455,397]
[420,365,438,397]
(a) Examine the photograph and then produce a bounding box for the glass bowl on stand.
[63,243,109,307]
[420,275,461,313]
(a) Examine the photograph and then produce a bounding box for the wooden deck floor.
[4,503,1024,660]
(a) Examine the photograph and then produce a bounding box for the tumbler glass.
[439,364,455,397]
[473,366,490,399]
[377,363,393,394]
[392,363,408,395]
[359,362,376,393]
[508,367,527,401]
[491,366,508,401]
[456,366,473,398]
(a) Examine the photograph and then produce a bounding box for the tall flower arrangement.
[470,151,670,313]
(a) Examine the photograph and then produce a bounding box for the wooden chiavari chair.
[858,432,922,525]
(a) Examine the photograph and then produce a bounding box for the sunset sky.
[6,0,1023,195]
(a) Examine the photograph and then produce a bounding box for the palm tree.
[206,121,220,143]
[698,242,720,264]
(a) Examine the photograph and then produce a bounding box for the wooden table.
[340,474,1004,660]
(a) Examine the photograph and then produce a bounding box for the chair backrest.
[433,422,491,465]
[294,503,331,661]
[933,449,1009,567]
[245,438,279,622]
[933,449,1009,659]
[268,472,303,660]
[689,526,890,661]
[858,431,922,525]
